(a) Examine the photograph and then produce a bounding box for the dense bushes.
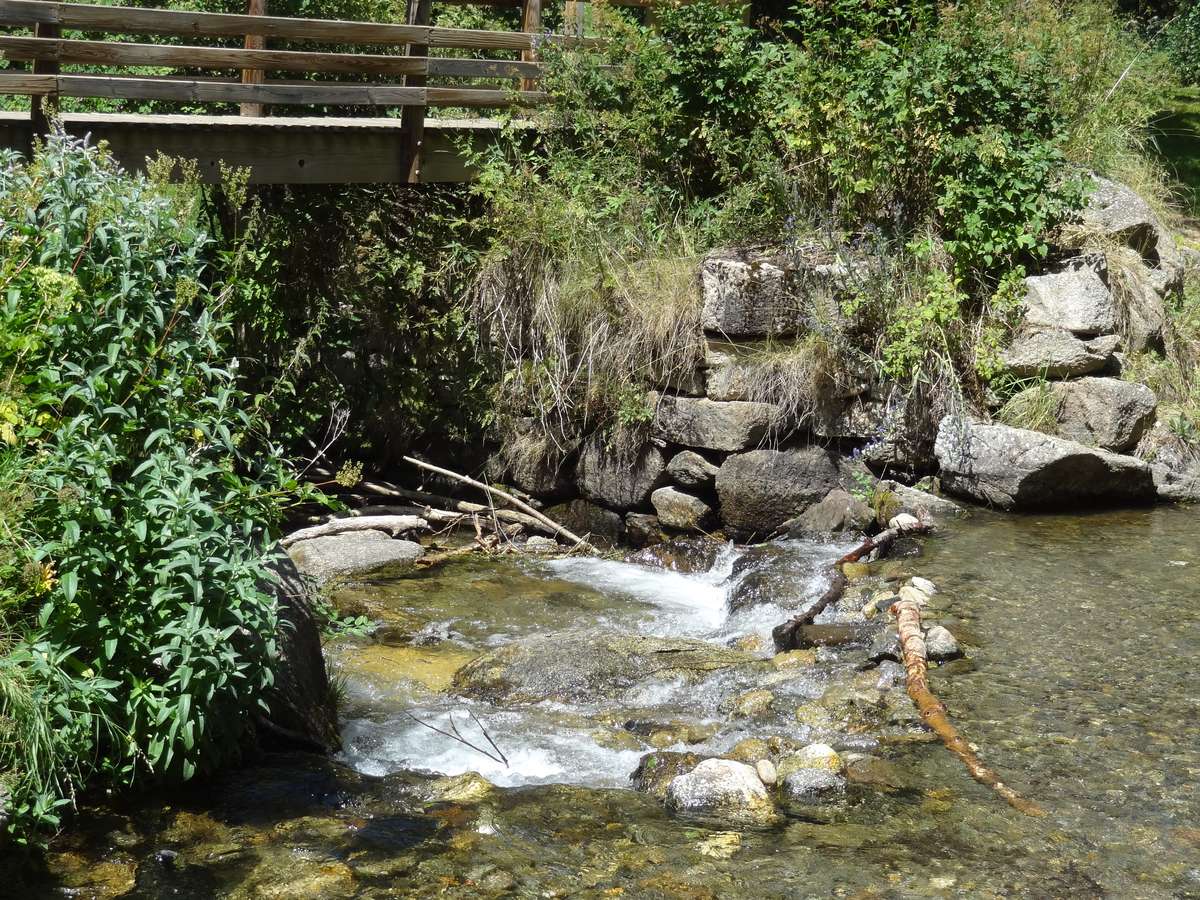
[471,0,1170,456]
[0,137,308,840]
[1166,0,1200,84]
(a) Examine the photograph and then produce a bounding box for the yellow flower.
[34,561,56,595]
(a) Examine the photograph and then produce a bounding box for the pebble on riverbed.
[923,625,962,661]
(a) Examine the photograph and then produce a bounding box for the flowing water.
[13,507,1200,899]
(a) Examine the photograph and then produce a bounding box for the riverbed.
[14,506,1200,898]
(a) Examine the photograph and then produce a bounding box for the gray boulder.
[257,553,340,752]
[787,488,873,536]
[1022,257,1116,336]
[700,249,796,337]
[287,531,423,589]
[873,479,962,525]
[575,434,667,510]
[624,512,665,547]
[1082,177,1172,263]
[651,392,779,452]
[1040,377,1157,452]
[544,499,626,544]
[776,744,846,807]
[923,625,962,661]
[726,540,842,613]
[650,486,714,532]
[716,447,840,533]
[453,631,760,704]
[1001,328,1113,379]
[666,449,720,488]
[934,416,1156,509]
[664,758,778,827]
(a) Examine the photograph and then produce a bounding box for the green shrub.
[0,136,309,840]
[1166,0,1200,84]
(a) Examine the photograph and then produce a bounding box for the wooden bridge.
[0,0,613,182]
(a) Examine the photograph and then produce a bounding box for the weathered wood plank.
[0,36,544,79]
[0,73,544,106]
[0,0,596,50]
[240,0,267,117]
[0,110,516,183]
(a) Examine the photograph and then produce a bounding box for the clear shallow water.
[13,507,1200,898]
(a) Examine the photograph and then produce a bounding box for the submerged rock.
[726,541,838,613]
[425,772,494,804]
[287,531,423,588]
[924,625,961,661]
[665,758,778,827]
[777,744,846,807]
[453,632,760,704]
[716,447,840,534]
[650,486,715,531]
[630,751,705,800]
[934,416,1156,509]
[627,536,725,574]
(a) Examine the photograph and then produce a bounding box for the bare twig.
[406,710,509,767]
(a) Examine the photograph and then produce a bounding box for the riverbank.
[9,504,1197,898]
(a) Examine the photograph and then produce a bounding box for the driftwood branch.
[837,519,933,564]
[281,514,429,548]
[891,595,1044,817]
[360,478,555,536]
[401,456,599,554]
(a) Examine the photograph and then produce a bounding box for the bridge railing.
[0,0,587,109]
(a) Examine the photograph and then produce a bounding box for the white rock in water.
[924,625,961,660]
[910,576,937,595]
[755,759,777,786]
[524,536,561,553]
[665,758,778,827]
[888,513,921,530]
[898,585,931,608]
[776,744,847,806]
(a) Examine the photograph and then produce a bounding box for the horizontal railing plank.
[0,0,597,50]
[0,72,544,106]
[0,35,543,78]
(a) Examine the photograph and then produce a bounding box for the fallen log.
[280,514,429,549]
[891,593,1044,817]
[402,456,599,554]
[772,571,846,651]
[838,518,933,565]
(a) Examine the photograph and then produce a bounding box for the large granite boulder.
[934,416,1156,509]
[453,631,760,704]
[1001,328,1115,379]
[1028,377,1157,452]
[716,447,840,533]
[650,486,714,531]
[651,392,779,452]
[575,434,667,510]
[287,531,424,589]
[666,449,719,488]
[1082,176,1176,266]
[664,758,778,827]
[1022,257,1116,336]
[257,553,340,752]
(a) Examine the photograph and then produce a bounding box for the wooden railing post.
[240,0,266,117]
[398,0,430,183]
[29,21,59,149]
[563,0,584,37]
[519,0,540,92]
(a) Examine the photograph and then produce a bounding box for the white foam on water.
[541,552,734,635]
[340,707,646,788]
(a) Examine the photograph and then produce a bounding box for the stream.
[13,506,1200,898]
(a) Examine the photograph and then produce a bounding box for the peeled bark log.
[891,596,1044,817]
[281,515,429,548]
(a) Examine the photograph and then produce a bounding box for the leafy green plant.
[0,135,312,840]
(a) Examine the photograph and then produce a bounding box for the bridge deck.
[0,111,512,182]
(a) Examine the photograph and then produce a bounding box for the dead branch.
[402,456,599,554]
[280,515,429,549]
[890,595,1044,817]
[406,710,509,767]
[360,478,554,536]
[772,570,847,652]
[838,520,934,565]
